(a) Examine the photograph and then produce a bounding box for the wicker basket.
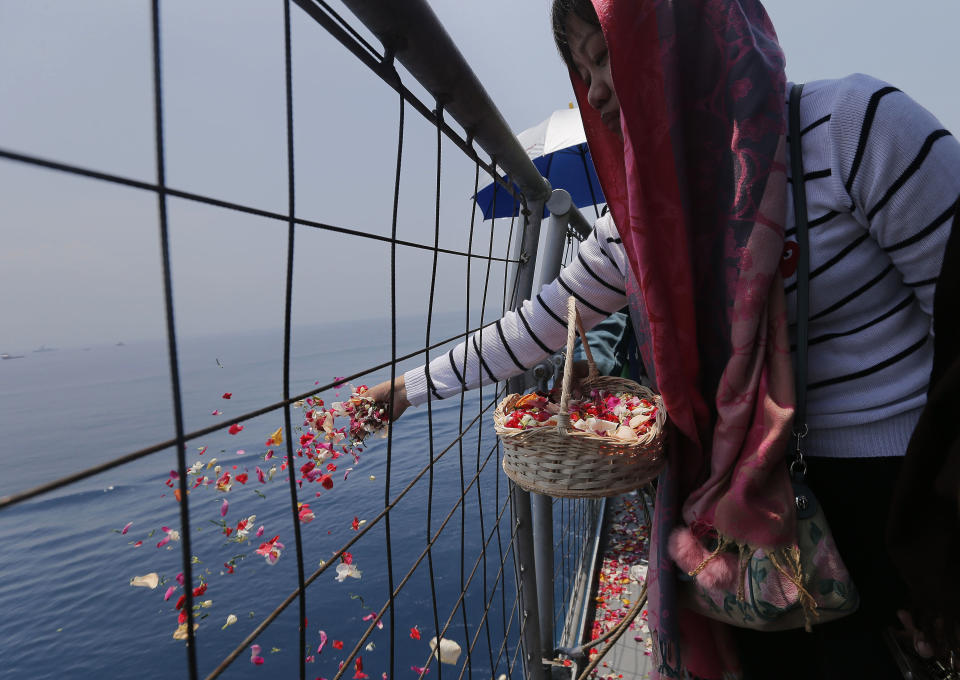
[495,297,667,498]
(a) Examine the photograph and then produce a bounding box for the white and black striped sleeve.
[403,214,629,406]
[835,76,960,317]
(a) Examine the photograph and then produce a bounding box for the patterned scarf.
[567,1,796,676]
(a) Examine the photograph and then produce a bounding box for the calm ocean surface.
[0,313,520,680]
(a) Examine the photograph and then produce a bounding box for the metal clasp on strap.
[790,423,809,481]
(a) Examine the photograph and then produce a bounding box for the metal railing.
[0,2,606,680]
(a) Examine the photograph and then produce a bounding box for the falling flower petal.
[222,393,232,399]
[212,409,223,416]
[221,499,229,517]
[130,573,159,589]
[318,630,328,653]
[121,522,133,535]
[409,626,421,641]
[299,504,315,524]
[332,640,344,650]
[228,423,243,435]
[173,622,198,640]
[335,563,362,582]
[266,427,283,446]
[222,614,238,630]
[164,586,176,601]
[430,638,463,665]
[255,536,284,565]
[411,666,429,676]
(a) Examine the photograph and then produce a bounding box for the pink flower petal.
[221,499,229,517]
[121,522,133,535]
[164,586,176,601]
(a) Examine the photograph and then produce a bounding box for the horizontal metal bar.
[336,0,552,206]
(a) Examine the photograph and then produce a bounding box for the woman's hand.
[365,375,411,422]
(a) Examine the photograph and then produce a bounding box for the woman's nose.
[587,78,609,111]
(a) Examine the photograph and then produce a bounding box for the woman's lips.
[601,110,620,133]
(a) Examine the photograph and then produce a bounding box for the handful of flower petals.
[301,386,389,451]
[500,388,659,442]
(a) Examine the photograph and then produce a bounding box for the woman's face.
[565,13,621,137]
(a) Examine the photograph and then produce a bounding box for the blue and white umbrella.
[475,107,605,219]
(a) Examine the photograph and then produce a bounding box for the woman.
[369,1,960,677]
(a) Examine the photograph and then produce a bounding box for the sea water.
[0,313,519,679]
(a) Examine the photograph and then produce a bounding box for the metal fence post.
[507,196,549,680]
[527,189,578,658]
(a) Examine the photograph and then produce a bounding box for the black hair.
[551,0,601,71]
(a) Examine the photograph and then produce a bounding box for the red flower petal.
[222,393,232,399]
[228,423,244,435]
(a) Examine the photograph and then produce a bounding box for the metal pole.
[526,189,579,657]
[506,195,548,680]
[510,484,547,680]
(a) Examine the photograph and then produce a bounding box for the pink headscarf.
[566,0,796,675]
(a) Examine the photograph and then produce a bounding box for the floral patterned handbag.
[676,84,860,631]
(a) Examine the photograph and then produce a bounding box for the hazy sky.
[1,0,959,351]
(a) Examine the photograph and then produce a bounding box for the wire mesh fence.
[0,3,610,680]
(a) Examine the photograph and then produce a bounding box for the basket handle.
[557,296,598,432]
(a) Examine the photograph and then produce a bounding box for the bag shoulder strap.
[788,83,811,470]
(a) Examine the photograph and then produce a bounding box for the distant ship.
[33,345,57,353]
[116,341,125,347]
[1,353,25,360]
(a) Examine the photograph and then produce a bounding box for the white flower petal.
[430,637,463,665]
[130,573,160,589]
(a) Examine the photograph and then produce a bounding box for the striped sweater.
[404,74,960,458]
